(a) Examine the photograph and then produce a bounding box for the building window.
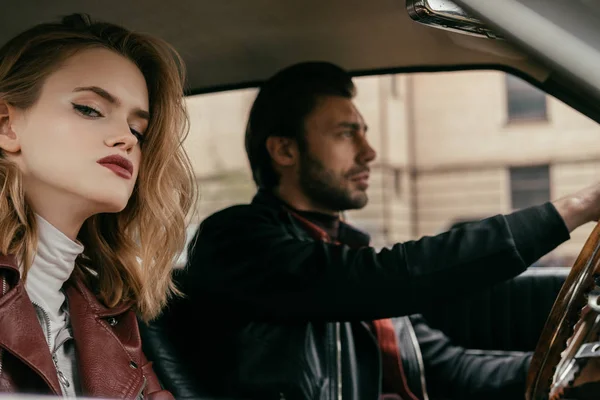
[506,74,547,121]
[510,165,551,210]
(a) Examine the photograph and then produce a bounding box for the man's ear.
[0,100,21,154]
[266,136,298,168]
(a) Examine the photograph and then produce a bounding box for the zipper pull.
[136,376,147,399]
[58,370,70,388]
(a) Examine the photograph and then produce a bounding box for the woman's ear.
[266,136,298,168]
[0,101,21,154]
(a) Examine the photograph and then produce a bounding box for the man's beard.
[298,151,369,212]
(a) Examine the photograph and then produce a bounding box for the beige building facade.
[182,69,600,266]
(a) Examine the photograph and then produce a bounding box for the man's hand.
[553,183,600,233]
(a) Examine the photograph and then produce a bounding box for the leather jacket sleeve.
[186,202,568,321]
[410,315,531,400]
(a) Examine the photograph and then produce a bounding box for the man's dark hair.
[245,61,356,189]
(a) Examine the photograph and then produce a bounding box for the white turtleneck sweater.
[25,214,83,397]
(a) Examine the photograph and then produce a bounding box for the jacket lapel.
[0,258,62,395]
[65,277,143,398]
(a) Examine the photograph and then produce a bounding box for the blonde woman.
[0,14,195,398]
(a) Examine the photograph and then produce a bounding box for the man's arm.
[410,314,531,400]
[184,201,569,321]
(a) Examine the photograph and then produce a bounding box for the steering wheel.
[526,222,600,400]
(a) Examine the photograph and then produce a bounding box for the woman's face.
[1,47,149,223]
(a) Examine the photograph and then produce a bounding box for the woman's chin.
[92,197,130,215]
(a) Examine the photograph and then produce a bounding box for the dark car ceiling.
[3,0,549,94]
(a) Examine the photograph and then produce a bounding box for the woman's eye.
[72,103,103,118]
[130,128,145,144]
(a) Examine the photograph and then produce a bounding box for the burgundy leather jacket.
[0,254,173,399]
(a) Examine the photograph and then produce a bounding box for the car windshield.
[178,68,598,269]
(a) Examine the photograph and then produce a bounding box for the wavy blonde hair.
[0,14,196,322]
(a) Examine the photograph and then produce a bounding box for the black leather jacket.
[399,315,533,399]
[164,190,568,400]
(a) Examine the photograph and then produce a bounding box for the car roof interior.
[3,0,550,95]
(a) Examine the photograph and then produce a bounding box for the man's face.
[298,95,376,212]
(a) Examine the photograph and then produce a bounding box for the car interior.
[3,1,600,399]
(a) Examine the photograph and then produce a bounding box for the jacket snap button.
[130,361,138,369]
[107,317,118,326]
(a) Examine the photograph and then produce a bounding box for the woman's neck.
[25,214,84,313]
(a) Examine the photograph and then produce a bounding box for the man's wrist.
[552,195,590,233]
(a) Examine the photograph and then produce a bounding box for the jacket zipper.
[32,302,71,392]
[406,319,429,400]
[31,301,52,347]
[52,330,75,390]
[0,279,60,394]
[336,322,342,400]
[135,375,147,399]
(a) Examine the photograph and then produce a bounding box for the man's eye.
[72,103,103,118]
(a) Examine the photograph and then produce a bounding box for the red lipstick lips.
[97,155,134,179]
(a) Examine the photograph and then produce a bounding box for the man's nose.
[357,136,377,164]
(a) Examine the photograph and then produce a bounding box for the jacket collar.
[0,253,134,317]
[0,254,20,286]
[252,189,371,247]
[64,277,142,398]
[64,273,134,318]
